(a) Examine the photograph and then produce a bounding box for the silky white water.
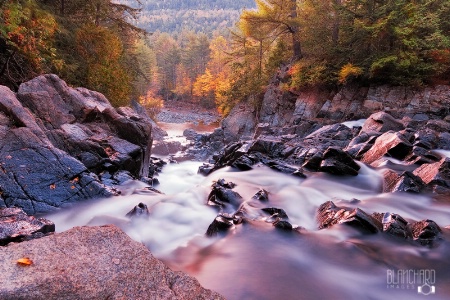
[45,124,450,299]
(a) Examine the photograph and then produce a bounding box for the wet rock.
[231,154,257,171]
[410,219,442,246]
[361,131,413,165]
[437,132,450,150]
[126,203,150,218]
[252,189,269,202]
[301,123,353,150]
[0,207,54,246]
[249,137,285,158]
[317,201,381,233]
[424,119,450,133]
[207,180,243,212]
[273,219,293,231]
[0,225,224,299]
[152,141,182,156]
[216,179,236,189]
[383,170,425,193]
[413,129,439,149]
[373,212,409,238]
[205,215,234,237]
[300,149,324,171]
[413,158,450,190]
[405,146,441,165]
[262,207,289,219]
[265,161,306,178]
[198,163,214,176]
[360,112,404,134]
[345,134,379,159]
[319,147,360,176]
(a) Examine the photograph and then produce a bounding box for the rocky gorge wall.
[223,66,450,140]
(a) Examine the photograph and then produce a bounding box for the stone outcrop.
[0,74,153,214]
[0,225,224,299]
[0,207,54,246]
[222,73,450,140]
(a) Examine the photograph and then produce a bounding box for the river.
[46,122,450,300]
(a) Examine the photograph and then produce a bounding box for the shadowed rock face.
[0,75,153,214]
[0,207,54,246]
[0,225,224,300]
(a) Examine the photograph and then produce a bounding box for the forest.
[1,0,449,116]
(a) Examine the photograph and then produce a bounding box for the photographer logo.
[387,269,436,295]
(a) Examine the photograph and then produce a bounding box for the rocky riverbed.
[1,74,450,299]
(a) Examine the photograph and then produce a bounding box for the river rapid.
[46,123,450,300]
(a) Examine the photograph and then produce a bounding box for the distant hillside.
[122,0,256,34]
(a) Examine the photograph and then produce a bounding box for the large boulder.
[221,101,256,143]
[17,75,153,178]
[361,131,413,165]
[360,111,404,135]
[0,225,224,299]
[0,75,154,214]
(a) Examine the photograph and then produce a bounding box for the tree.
[75,24,131,106]
[0,0,59,89]
[241,0,303,60]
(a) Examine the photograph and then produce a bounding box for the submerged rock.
[0,207,55,246]
[317,201,381,233]
[207,179,243,212]
[0,225,224,299]
[126,203,150,218]
[373,212,409,238]
[252,189,269,202]
[206,215,234,237]
[410,219,442,246]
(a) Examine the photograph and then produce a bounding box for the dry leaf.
[70,185,75,189]
[50,184,56,190]
[17,257,33,266]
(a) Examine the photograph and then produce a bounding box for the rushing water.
[46,124,450,300]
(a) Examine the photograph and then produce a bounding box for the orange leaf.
[17,257,33,266]
[50,184,56,190]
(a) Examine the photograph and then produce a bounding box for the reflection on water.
[46,161,450,300]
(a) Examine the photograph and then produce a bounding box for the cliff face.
[224,68,450,140]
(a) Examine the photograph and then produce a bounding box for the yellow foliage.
[338,63,363,83]
[193,69,215,98]
[139,90,164,120]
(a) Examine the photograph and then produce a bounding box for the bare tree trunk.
[95,2,101,26]
[290,0,303,60]
[60,0,65,15]
[258,40,263,79]
[332,0,342,46]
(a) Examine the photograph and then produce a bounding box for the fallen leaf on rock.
[17,257,33,266]
[50,184,56,190]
